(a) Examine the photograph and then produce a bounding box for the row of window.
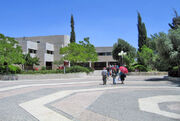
[97,52,112,56]
[28,49,54,55]
[28,49,111,56]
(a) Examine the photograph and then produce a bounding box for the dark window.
[106,52,112,56]
[46,62,52,70]
[98,52,105,56]
[97,52,111,56]
[47,50,54,55]
[28,49,37,54]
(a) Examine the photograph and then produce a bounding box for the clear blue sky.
[0,0,179,48]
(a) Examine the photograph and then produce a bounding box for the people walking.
[111,68,117,84]
[120,71,126,84]
[101,67,108,85]
[119,66,128,84]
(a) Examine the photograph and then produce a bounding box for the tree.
[137,12,147,51]
[112,38,136,67]
[169,10,180,29]
[155,28,180,76]
[60,38,97,64]
[137,45,155,71]
[70,14,76,43]
[0,33,25,73]
[79,37,98,62]
[23,53,40,67]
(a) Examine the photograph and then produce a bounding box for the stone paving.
[0,75,179,121]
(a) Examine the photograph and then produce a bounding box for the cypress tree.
[137,12,147,52]
[70,14,76,43]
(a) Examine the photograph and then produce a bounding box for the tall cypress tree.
[137,12,147,52]
[70,14,76,43]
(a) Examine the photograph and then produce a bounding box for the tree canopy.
[112,38,136,61]
[23,53,40,66]
[154,28,180,75]
[169,10,180,30]
[0,34,24,66]
[60,37,97,64]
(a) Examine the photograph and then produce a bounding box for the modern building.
[16,35,70,70]
[16,35,117,70]
[94,47,117,70]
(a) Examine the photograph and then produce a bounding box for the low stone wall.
[0,71,168,81]
[127,72,168,76]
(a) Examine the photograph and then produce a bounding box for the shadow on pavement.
[145,76,180,87]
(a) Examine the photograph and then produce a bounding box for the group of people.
[101,64,127,85]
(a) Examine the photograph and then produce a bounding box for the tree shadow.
[145,76,180,87]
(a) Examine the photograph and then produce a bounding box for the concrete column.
[68,61,70,67]
[106,61,108,67]
[89,62,92,68]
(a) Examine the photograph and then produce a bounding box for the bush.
[22,69,64,74]
[65,65,91,73]
[8,65,21,74]
[168,66,180,77]
[21,65,93,74]
[41,66,46,70]
[131,64,148,72]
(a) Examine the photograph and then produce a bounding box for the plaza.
[0,75,179,121]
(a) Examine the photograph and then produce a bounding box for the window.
[98,52,105,56]
[47,50,54,55]
[106,52,112,56]
[97,52,112,56]
[28,49,37,54]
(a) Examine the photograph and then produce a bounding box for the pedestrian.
[111,68,117,84]
[101,67,107,85]
[116,64,119,74]
[106,65,110,77]
[120,71,126,84]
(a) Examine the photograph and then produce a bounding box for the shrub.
[41,66,46,70]
[8,65,21,74]
[65,65,91,73]
[131,64,148,72]
[21,65,92,74]
[168,66,180,77]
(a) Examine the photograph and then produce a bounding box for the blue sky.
[0,0,180,48]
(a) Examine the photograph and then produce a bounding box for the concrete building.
[16,35,117,70]
[16,35,70,70]
[94,47,117,70]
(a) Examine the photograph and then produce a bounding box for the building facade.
[16,35,70,70]
[94,47,117,70]
[16,35,117,70]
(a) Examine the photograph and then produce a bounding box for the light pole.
[62,55,66,74]
[118,51,127,66]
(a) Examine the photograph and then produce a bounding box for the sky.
[0,0,180,48]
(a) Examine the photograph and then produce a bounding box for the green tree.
[137,12,147,51]
[70,14,76,43]
[79,37,98,62]
[0,34,24,73]
[60,38,97,64]
[169,10,180,30]
[23,53,40,66]
[155,28,180,76]
[137,45,155,71]
[112,38,136,67]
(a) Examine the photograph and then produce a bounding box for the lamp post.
[118,51,127,66]
[62,55,66,74]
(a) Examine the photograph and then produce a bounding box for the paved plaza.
[0,75,180,121]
